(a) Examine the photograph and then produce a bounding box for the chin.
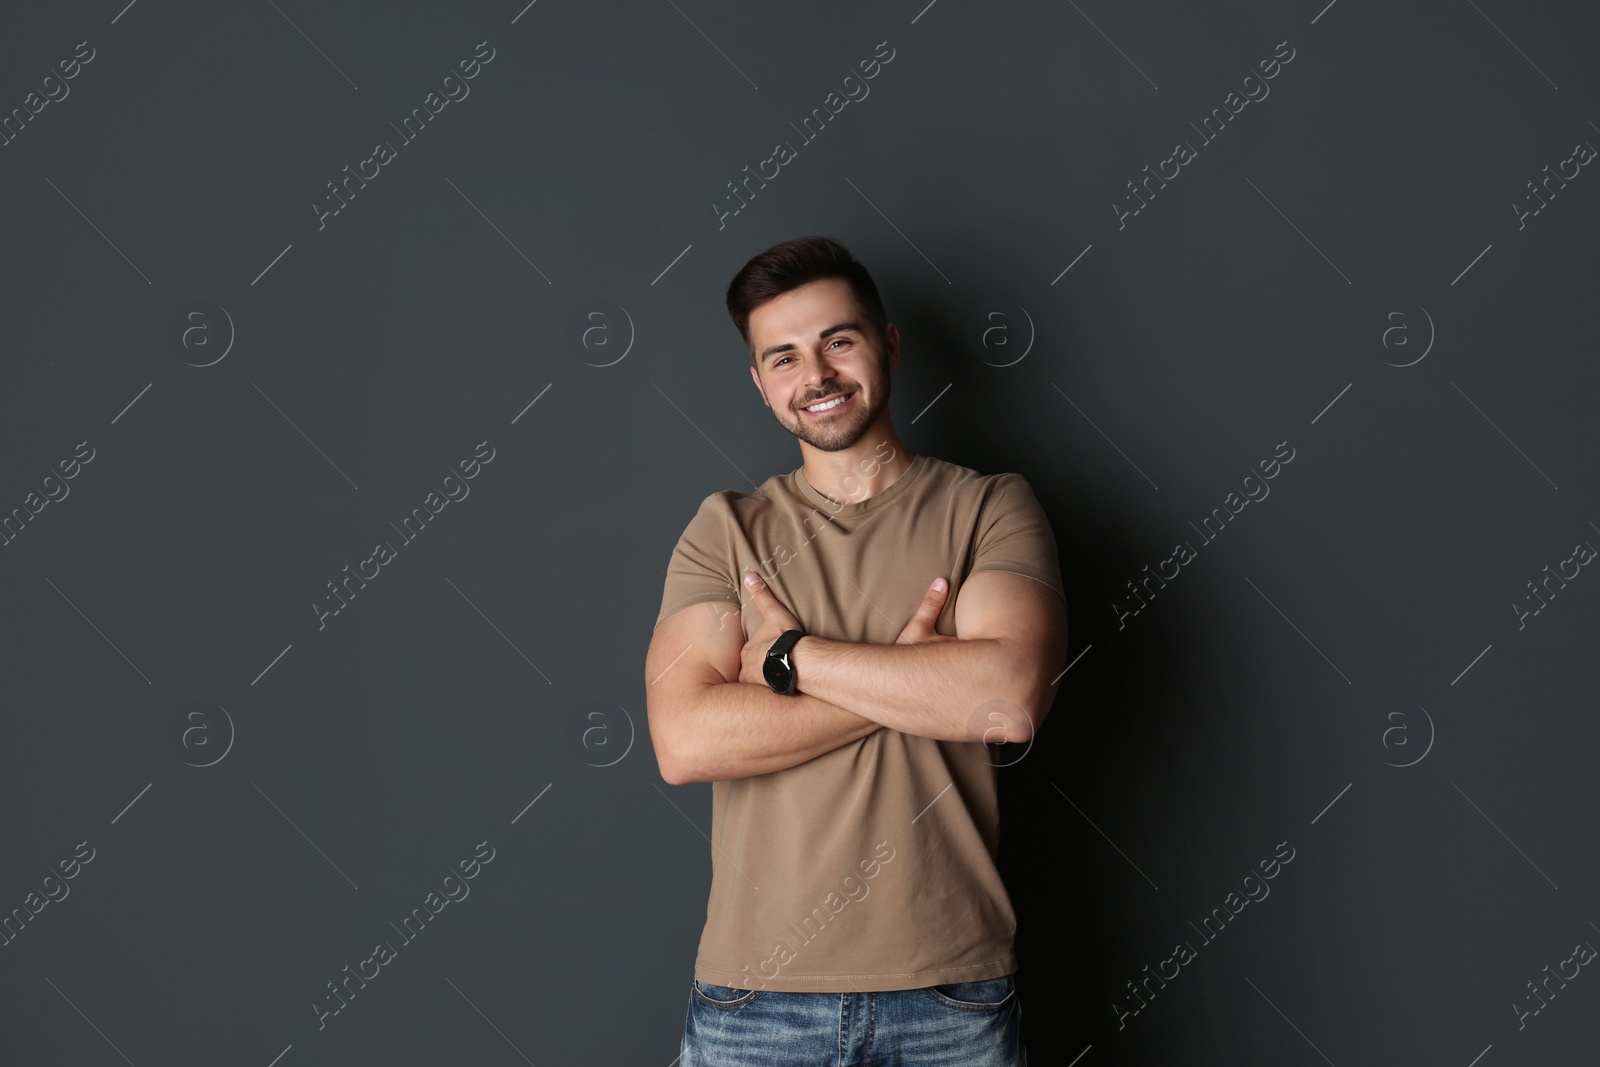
[804,424,870,452]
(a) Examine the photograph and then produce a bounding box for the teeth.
[805,394,849,412]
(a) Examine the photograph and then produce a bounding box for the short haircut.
[725,236,889,365]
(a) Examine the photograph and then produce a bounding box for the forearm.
[664,680,883,784]
[790,636,1029,743]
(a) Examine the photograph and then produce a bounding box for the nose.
[797,349,837,398]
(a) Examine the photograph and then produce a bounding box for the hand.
[739,571,804,686]
[896,578,955,646]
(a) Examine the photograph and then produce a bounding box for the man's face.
[747,278,898,453]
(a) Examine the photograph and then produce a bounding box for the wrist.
[763,628,807,695]
[789,634,824,693]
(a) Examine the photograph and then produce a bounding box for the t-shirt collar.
[790,452,927,516]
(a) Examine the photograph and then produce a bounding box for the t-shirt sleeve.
[968,474,1066,604]
[656,492,744,626]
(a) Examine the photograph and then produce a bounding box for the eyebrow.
[758,322,864,365]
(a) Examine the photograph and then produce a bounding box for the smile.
[800,391,854,416]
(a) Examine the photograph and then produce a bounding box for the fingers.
[916,577,948,618]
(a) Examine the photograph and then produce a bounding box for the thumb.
[742,571,770,599]
[914,577,948,619]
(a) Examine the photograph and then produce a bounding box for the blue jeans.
[680,973,1027,1066]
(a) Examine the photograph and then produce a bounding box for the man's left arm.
[786,570,1068,744]
[739,566,1075,742]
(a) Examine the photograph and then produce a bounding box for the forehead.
[748,278,861,340]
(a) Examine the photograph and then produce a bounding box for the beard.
[779,381,886,452]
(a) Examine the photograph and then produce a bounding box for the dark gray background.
[3,1,1597,1064]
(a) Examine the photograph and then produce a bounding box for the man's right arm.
[645,599,883,784]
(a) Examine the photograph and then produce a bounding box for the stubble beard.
[783,382,886,452]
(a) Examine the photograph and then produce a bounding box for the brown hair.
[725,236,889,364]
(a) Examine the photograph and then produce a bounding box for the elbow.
[649,702,692,785]
[1001,679,1053,745]
[652,680,725,784]
[982,640,1058,745]
[648,677,720,785]
[657,749,698,786]
[1001,705,1037,745]
[665,760,711,786]
[656,753,685,786]
[1000,619,1068,745]
[967,690,1037,745]
[1001,717,1031,746]
[655,723,714,785]
[654,733,698,786]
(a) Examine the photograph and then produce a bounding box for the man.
[645,235,1068,1065]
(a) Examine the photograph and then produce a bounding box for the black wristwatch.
[762,629,806,695]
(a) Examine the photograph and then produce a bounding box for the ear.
[884,323,900,372]
[749,364,770,408]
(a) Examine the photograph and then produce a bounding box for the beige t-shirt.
[654,451,1065,992]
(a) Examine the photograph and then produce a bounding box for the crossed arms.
[644,569,1069,785]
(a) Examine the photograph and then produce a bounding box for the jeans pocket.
[922,973,1015,1011]
[691,979,764,1010]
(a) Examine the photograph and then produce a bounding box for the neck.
[799,426,912,506]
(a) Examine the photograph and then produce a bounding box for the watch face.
[764,630,802,694]
[763,654,792,693]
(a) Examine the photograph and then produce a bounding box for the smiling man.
[646,235,1068,1066]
